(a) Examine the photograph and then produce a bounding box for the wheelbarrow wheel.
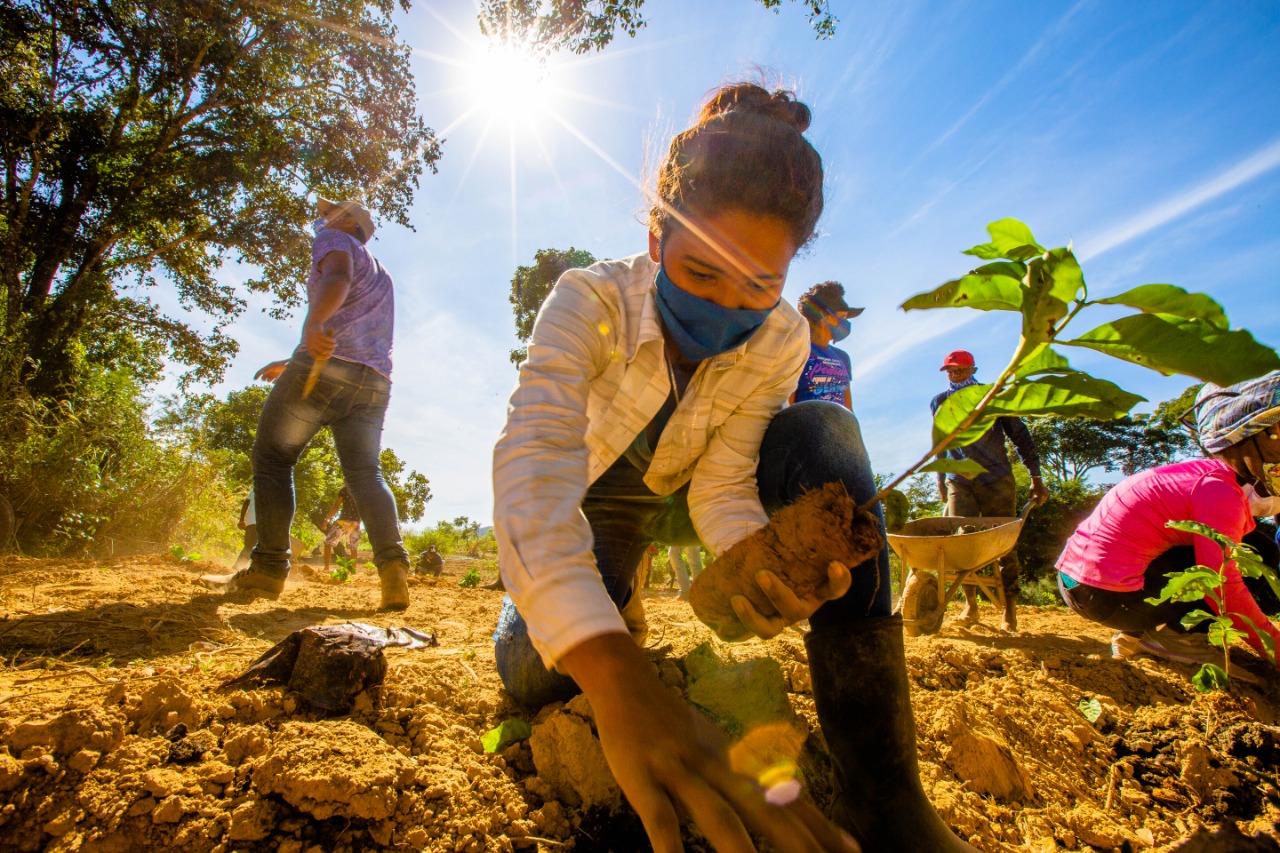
[900,570,946,637]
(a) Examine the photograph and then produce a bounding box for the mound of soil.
[1,552,1278,852]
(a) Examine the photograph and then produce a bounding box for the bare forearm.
[304,271,350,331]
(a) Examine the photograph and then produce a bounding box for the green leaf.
[1042,248,1086,304]
[983,375,1145,420]
[1094,285,1228,330]
[971,261,1027,280]
[1167,520,1235,558]
[1062,314,1280,385]
[964,218,1045,261]
[1191,663,1229,692]
[900,274,1024,313]
[1146,566,1224,604]
[930,384,997,449]
[1232,544,1280,605]
[920,457,988,479]
[1013,344,1076,379]
[1180,609,1217,630]
[1207,620,1246,649]
[1234,614,1277,663]
[1077,697,1102,723]
[481,719,532,753]
[1020,256,1070,344]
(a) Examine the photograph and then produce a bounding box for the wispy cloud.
[920,0,1090,158]
[1078,135,1280,262]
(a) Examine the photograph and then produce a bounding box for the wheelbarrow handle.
[1018,502,1035,523]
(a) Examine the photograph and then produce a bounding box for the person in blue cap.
[792,281,862,409]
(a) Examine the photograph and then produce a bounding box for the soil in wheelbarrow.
[689,483,882,639]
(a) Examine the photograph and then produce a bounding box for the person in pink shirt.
[1056,371,1280,669]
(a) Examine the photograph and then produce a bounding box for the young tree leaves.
[1063,314,1280,386]
[962,218,1045,262]
[901,273,1024,313]
[920,457,988,479]
[1094,285,1228,329]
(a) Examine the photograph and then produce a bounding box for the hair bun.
[699,83,812,133]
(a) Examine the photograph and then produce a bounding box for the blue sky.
[201,0,1280,527]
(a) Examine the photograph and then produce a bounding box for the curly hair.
[649,82,824,249]
[797,280,846,323]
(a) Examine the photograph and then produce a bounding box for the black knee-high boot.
[805,614,977,851]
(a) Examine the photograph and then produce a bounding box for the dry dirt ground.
[1,552,1278,853]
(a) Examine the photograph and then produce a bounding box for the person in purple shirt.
[201,198,411,611]
[791,281,862,409]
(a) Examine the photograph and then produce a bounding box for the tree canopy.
[478,0,836,54]
[1026,413,1196,484]
[507,246,595,366]
[0,0,440,396]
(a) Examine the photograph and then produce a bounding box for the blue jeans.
[250,355,408,579]
[494,400,892,706]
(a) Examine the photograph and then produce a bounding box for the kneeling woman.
[1056,372,1280,667]
[492,81,975,852]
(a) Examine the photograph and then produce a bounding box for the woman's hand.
[728,561,853,640]
[560,633,859,853]
[253,360,290,383]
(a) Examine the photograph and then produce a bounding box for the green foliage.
[479,0,835,56]
[481,719,532,753]
[1146,520,1280,690]
[0,365,240,556]
[1026,413,1196,483]
[168,544,202,563]
[1,0,441,397]
[1077,697,1102,723]
[1014,476,1105,579]
[458,566,482,589]
[507,247,596,366]
[331,554,357,583]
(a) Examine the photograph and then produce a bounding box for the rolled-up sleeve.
[689,333,809,556]
[492,274,630,667]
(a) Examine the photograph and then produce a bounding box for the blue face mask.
[653,266,774,362]
[829,315,852,343]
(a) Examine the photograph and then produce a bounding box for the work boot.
[806,614,978,852]
[198,567,285,600]
[957,585,980,625]
[378,561,411,612]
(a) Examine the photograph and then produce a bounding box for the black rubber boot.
[806,614,977,852]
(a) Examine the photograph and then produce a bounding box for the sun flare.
[464,40,560,125]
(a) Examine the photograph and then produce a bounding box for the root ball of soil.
[688,483,883,639]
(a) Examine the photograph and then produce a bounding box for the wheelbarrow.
[888,503,1033,636]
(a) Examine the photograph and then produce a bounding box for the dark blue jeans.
[251,355,408,579]
[494,400,892,706]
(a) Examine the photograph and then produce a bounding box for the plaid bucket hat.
[1193,370,1280,454]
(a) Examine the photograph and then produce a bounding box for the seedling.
[1145,520,1280,691]
[330,554,357,583]
[458,566,482,588]
[875,217,1280,505]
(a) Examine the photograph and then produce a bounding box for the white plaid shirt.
[493,253,809,665]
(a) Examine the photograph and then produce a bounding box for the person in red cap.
[930,349,1048,631]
